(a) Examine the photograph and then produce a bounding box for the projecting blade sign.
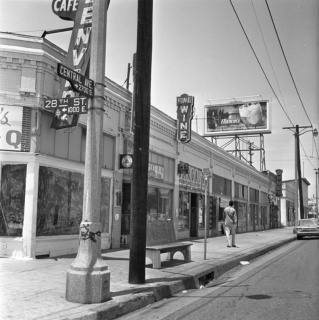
[51,0,93,130]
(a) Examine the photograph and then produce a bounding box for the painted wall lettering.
[0,106,23,151]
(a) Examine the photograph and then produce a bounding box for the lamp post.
[283,126,318,222]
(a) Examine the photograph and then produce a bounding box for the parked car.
[294,219,319,240]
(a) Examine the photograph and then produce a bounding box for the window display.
[147,187,172,221]
[178,191,190,230]
[36,166,110,236]
[0,164,26,236]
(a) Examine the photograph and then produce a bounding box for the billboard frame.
[203,100,271,137]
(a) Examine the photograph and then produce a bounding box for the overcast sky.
[0,0,318,198]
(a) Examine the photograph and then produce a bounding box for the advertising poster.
[0,106,23,151]
[204,100,271,136]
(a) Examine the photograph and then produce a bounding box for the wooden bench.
[145,220,192,269]
[146,242,193,269]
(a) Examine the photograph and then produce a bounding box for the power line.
[229,0,294,126]
[265,0,312,126]
[250,0,289,117]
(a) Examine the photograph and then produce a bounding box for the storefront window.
[235,201,247,228]
[0,164,26,236]
[147,187,172,221]
[235,182,248,200]
[213,175,232,197]
[121,183,131,235]
[179,191,190,230]
[261,206,267,226]
[36,167,110,236]
[198,196,204,229]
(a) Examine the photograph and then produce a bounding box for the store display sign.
[178,162,189,175]
[204,100,271,136]
[0,106,23,151]
[275,169,283,197]
[119,154,133,169]
[148,163,164,180]
[177,94,194,143]
[179,165,205,191]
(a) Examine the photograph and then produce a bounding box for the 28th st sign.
[57,63,94,97]
[44,97,88,114]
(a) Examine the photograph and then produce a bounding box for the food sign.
[0,106,23,151]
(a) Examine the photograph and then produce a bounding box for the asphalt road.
[119,238,319,320]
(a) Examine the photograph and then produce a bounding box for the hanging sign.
[275,169,283,197]
[51,0,93,129]
[177,94,194,143]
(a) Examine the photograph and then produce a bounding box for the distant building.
[281,178,311,226]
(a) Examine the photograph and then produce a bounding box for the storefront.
[120,150,175,246]
[234,182,248,233]
[178,164,206,239]
[213,174,232,235]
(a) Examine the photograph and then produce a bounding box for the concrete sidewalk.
[0,227,296,320]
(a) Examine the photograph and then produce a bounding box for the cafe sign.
[51,0,93,129]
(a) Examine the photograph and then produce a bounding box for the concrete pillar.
[22,159,39,259]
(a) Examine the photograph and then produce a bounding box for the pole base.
[66,263,111,304]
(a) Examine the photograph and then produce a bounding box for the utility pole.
[315,168,319,215]
[283,125,318,221]
[129,0,153,284]
[66,0,110,303]
[295,125,305,219]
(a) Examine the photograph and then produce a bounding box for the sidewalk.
[0,227,296,320]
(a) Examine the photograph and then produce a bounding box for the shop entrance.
[190,193,198,237]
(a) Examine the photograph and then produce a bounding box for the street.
[119,238,319,320]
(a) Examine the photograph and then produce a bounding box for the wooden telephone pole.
[128,0,153,284]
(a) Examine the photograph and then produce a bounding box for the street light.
[283,125,318,222]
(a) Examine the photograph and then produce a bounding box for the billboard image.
[204,100,271,136]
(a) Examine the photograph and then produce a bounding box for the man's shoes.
[232,245,238,247]
[227,245,231,248]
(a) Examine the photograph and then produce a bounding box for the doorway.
[190,193,198,237]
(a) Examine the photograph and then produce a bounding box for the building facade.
[1,33,279,259]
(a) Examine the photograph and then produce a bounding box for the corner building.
[1,33,273,259]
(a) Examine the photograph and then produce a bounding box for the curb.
[61,235,296,320]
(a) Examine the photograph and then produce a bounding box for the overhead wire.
[264,0,318,169]
[228,0,294,126]
[265,0,313,127]
[250,0,290,118]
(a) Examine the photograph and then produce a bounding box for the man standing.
[223,200,238,248]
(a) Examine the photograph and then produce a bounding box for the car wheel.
[297,235,303,240]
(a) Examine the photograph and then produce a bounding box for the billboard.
[204,100,271,136]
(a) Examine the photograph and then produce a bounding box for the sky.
[0,0,318,199]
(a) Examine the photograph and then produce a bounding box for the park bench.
[145,220,193,269]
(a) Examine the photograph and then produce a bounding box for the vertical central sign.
[51,0,93,129]
[176,93,194,143]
